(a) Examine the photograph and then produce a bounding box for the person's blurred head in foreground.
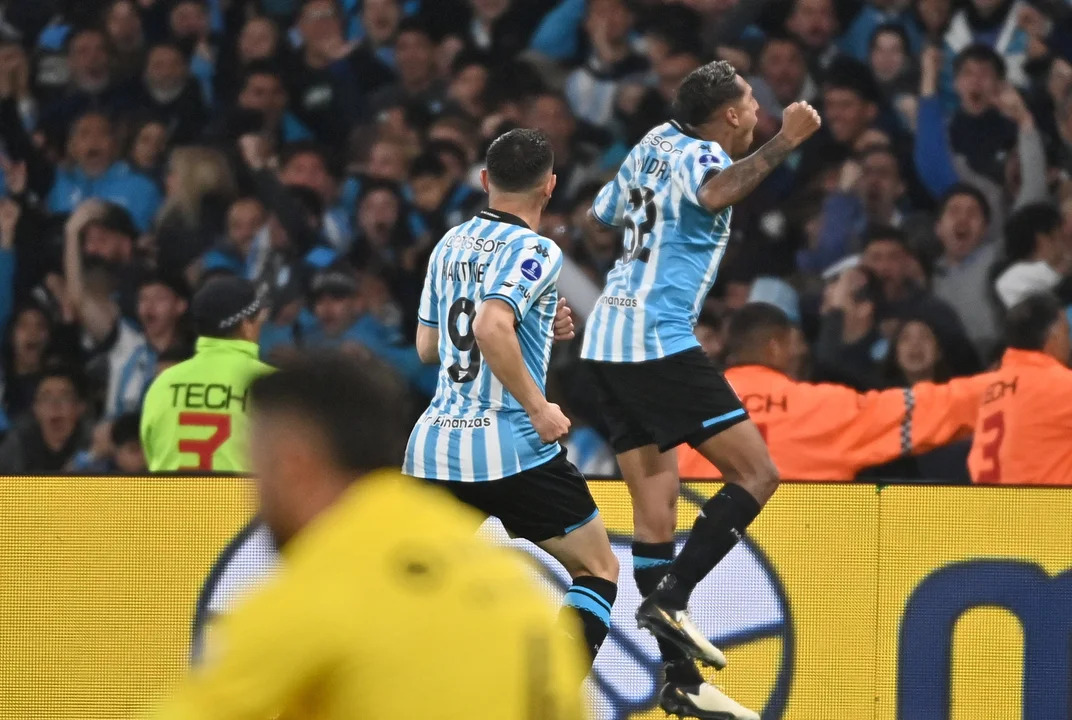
[673,59,759,158]
[725,302,808,379]
[1006,293,1071,366]
[249,353,409,548]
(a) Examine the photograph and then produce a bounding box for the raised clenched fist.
[779,101,822,147]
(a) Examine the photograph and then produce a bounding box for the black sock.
[657,484,761,610]
[632,541,703,685]
[561,575,617,666]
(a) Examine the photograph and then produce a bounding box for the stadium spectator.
[995,202,1069,308]
[370,18,443,116]
[290,0,392,146]
[841,0,923,62]
[102,0,145,83]
[155,146,236,274]
[229,62,314,148]
[969,292,1072,485]
[125,116,169,182]
[0,365,89,473]
[679,303,990,481]
[749,33,817,122]
[277,141,351,249]
[108,275,192,418]
[201,196,267,278]
[70,410,146,473]
[47,112,162,231]
[813,264,887,389]
[134,42,208,146]
[166,0,217,105]
[944,0,1029,87]
[38,28,133,145]
[785,0,841,72]
[564,0,647,128]
[931,183,1002,353]
[0,40,36,134]
[1,303,59,423]
[407,149,482,237]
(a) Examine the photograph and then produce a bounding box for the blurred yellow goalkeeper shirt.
[151,471,586,720]
[140,337,272,472]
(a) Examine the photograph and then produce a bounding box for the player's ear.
[725,105,740,129]
[479,168,490,194]
[546,173,557,197]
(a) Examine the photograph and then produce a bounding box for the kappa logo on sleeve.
[520,258,542,282]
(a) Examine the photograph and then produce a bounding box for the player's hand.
[553,298,575,342]
[530,402,571,444]
[779,102,821,148]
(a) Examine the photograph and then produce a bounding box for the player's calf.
[541,517,620,666]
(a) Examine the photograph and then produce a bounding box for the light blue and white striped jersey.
[403,209,564,483]
[581,121,733,363]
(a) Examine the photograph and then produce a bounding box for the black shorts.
[427,450,599,543]
[586,348,749,454]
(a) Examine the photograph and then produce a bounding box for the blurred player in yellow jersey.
[150,353,587,720]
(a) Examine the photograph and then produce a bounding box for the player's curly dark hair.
[485,128,554,193]
[672,60,743,128]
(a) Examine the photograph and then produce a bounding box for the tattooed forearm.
[697,134,794,212]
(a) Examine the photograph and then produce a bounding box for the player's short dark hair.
[938,182,991,223]
[1005,293,1063,351]
[672,60,743,127]
[953,43,1006,80]
[1003,203,1062,263]
[249,353,410,475]
[726,302,793,358]
[485,128,554,193]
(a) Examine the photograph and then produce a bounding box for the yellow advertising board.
[1,477,1069,720]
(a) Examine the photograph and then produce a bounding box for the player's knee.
[576,547,619,584]
[742,456,779,498]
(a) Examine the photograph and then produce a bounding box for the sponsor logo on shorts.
[430,416,492,429]
[598,295,638,308]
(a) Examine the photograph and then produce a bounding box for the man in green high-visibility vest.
[141,277,272,472]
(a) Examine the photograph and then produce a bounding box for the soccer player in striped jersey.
[581,61,821,720]
[403,129,619,669]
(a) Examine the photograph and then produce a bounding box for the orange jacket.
[679,365,994,481]
[968,349,1072,486]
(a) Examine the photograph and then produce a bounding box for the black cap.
[311,268,359,300]
[192,277,262,337]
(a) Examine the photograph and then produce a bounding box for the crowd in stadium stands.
[0,0,1071,482]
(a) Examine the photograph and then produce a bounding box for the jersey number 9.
[447,298,481,383]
